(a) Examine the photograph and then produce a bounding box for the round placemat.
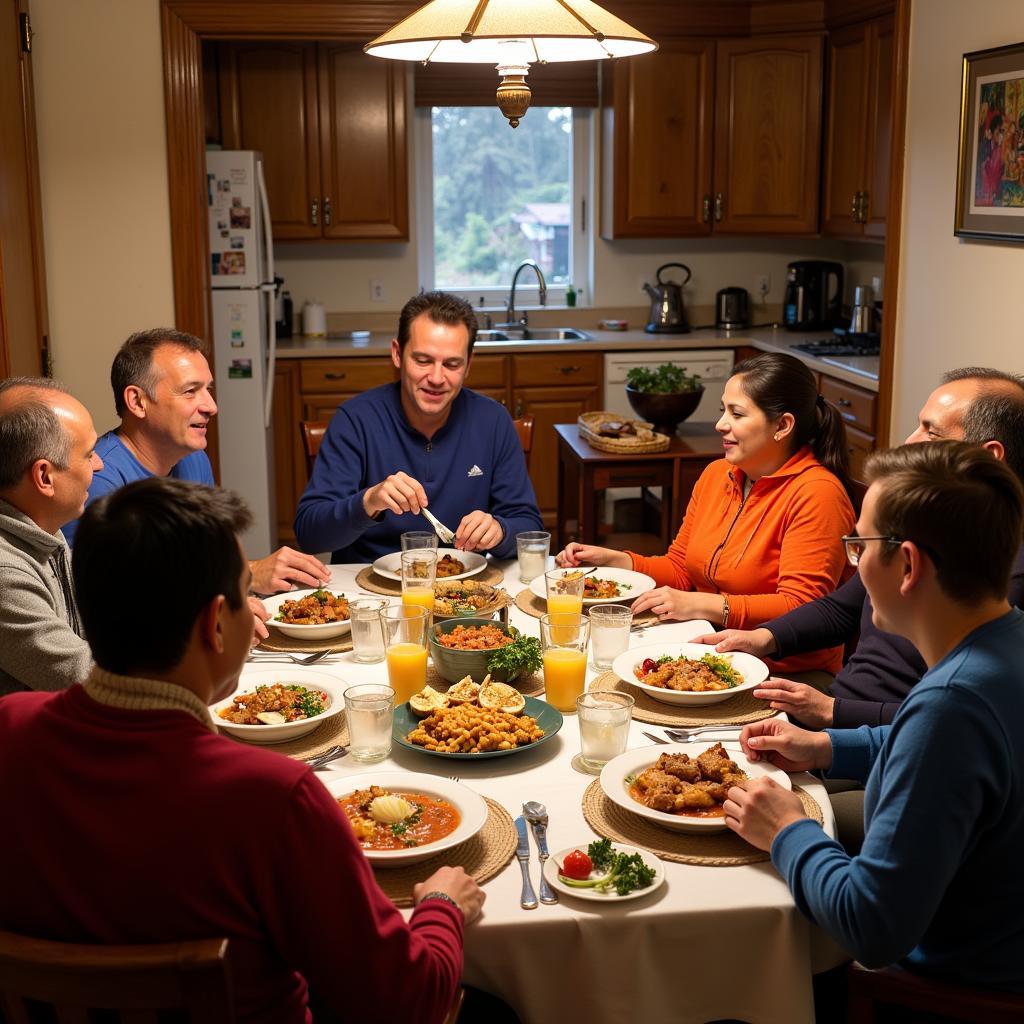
[220,710,350,761]
[256,633,353,654]
[425,664,544,698]
[372,797,517,906]
[581,780,823,866]
[356,564,505,595]
[588,671,777,727]
[513,589,658,626]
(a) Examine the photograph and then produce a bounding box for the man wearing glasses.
[724,441,1024,995]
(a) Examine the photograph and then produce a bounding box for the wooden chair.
[847,961,1024,1023]
[0,930,233,1023]
[299,419,327,477]
[512,416,534,468]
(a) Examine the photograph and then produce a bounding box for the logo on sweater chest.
[467,465,483,477]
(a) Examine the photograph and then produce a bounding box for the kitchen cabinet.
[819,373,878,481]
[601,35,823,238]
[216,41,407,242]
[821,14,894,240]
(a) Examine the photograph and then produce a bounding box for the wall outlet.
[756,274,771,298]
[370,279,385,302]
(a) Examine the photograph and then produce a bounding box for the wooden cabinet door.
[318,44,408,241]
[601,41,715,239]
[513,385,602,527]
[864,15,895,240]
[271,361,304,545]
[713,35,823,235]
[218,42,321,240]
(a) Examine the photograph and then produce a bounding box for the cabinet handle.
[559,365,581,374]
[323,196,332,226]
[702,195,711,223]
[859,191,870,223]
[850,192,860,220]
[514,399,524,417]
[714,193,724,222]
[311,197,319,227]
[837,397,852,408]
[324,372,347,381]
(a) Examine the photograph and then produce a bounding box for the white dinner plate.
[212,669,345,744]
[372,548,487,582]
[262,588,352,641]
[612,642,769,706]
[600,742,792,834]
[529,566,657,606]
[544,843,665,901]
[322,771,488,867]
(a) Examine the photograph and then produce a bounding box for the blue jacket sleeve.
[766,572,867,658]
[293,408,380,554]
[482,413,543,559]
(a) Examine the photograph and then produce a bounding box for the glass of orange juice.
[382,604,429,706]
[401,549,437,618]
[539,612,591,713]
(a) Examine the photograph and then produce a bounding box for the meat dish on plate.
[629,744,747,818]
[217,683,329,725]
[275,589,350,625]
[634,653,742,691]
[337,784,461,851]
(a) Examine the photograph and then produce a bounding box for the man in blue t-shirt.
[62,329,328,615]
[725,441,1024,993]
[294,291,542,564]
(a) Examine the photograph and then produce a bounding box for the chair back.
[0,930,233,1023]
[513,416,534,468]
[300,420,328,477]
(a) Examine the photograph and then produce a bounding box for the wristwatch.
[417,890,460,914]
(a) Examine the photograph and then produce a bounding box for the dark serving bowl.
[429,617,523,685]
[625,385,705,436]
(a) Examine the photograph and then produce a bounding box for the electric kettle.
[643,263,692,334]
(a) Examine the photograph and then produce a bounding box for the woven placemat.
[220,710,350,760]
[513,589,658,625]
[581,780,823,866]
[426,664,544,698]
[372,797,516,906]
[588,671,778,727]
[356,564,505,595]
[256,632,353,654]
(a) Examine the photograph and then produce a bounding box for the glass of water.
[349,599,387,664]
[401,531,439,552]
[588,604,632,670]
[576,691,635,773]
[343,683,395,763]
[516,531,550,583]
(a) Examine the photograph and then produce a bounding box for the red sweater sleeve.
[625,470,704,589]
[256,772,464,1024]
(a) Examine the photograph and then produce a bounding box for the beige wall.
[892,0,1024,441]
[32,0,174,432]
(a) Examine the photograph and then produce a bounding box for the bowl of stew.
[261,588,352,641]
[323,771,489,866]
[428,617,521,685]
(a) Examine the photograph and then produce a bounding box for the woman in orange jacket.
[557,352,856,675]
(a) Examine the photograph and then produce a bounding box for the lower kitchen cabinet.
[819,373,878,483]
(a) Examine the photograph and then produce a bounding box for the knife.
[523,806,559,905]
[514,815,539,910]
[421,506,456,545]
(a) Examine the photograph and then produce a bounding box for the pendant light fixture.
[365,0,657,127]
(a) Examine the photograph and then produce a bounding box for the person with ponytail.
[556,352,856,676]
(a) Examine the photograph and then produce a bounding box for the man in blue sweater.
[294,291,543,563]
[725,441,1024,991]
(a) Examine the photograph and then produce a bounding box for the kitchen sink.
[475,327,591,344]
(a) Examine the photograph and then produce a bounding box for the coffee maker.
[783,261,843,331]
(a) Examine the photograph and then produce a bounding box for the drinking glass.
[349,598,387,664]
[382,604,429,705]
[539,612,590,713]
[544,567,585,619]
[588,604,632,670]
[401,531,439,552]
[400,549,437,617]
[516,531,551,583]
[344,683,395,763]
[576,691,635,772]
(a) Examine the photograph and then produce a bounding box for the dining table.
[242,559,847,1024]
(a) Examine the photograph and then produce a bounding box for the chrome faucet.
[499,259,547,328]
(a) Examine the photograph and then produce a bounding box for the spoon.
[522,801,559,905]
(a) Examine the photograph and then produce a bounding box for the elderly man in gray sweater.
[0,377,98,695]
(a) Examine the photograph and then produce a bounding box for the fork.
[664,725,745,743]
[304,745,348,770]
[421,507,455,545]
[247,649,333,666]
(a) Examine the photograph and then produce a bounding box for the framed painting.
[955,41,1024,241]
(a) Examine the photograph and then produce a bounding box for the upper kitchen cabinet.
[215,41,408,242]
[601,35,823,239]
[821,14,894,240]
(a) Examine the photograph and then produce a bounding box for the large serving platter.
[372,548,487,582]
[529,566,657,606]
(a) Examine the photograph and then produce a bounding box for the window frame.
[414,105,593,310]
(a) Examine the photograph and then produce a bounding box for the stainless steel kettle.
[643,262,692,334]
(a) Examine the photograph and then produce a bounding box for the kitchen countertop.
[277,325,880,391]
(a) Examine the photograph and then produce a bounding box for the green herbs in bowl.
[625,364,705,436]
[625,364,702,394]
[486,635,542,685]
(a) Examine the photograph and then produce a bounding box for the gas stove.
[792,332,880,358]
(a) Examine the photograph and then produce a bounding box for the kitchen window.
[415,106,592,308]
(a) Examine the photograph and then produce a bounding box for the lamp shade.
[364,0,657,64]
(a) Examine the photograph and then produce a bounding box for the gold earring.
[773,433,781,441]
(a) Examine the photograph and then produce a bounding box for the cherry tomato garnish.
[560,849,593,880]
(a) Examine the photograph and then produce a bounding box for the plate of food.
[600,741,792,834]
[212,669,344,743]
[544,839,664,901]
[261,588,351,641]
[432,579,504,619]
[372,549,487,582]
[323,771,488,867]
[393,693,563,759]
[529,566,656,606]
[612,642,769,706]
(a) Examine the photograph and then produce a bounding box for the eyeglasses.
[841,534,901,566]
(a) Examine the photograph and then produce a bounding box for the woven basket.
[578,411,671,454]
[433,579,508,620]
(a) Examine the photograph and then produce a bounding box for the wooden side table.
[555,423,722,549]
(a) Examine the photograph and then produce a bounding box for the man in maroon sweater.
[0,477,483,1024]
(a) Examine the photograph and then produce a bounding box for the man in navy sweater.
[725,441,1024,993]
[295,291,543,563]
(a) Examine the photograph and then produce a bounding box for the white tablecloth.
[242,561,846,1024]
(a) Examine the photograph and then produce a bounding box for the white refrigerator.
[206,149,277,558]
